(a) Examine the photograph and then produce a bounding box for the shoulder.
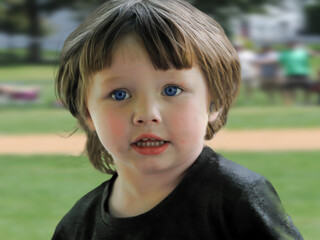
[52,180,109,239]
[200,146,265,191]
[65,180,107,218]
[199,147,303,239]
[198,147,280,209]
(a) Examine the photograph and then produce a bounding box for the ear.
[208,109,221,123]
[85,109,96,131]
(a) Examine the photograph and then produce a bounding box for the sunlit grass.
[0,109,78,134]
[1,106,319,134]
[222,151,320,240]
[0,151,319,239]
[227,106,320,129]
[0,155,108,240]
[0,65,57,82]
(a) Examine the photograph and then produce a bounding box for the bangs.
[78,1,194,77]
[57,0,241,173]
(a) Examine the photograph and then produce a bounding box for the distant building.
[231,0,318,45]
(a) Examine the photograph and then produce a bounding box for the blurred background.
[0,0,319,239]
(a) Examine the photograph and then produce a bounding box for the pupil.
[116,91,125,100]
[166,87,176,96]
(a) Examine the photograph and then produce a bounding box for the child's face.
[86,34,218,175]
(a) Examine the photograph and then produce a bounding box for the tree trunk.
[6,33,15,61]
[26,0,42,62]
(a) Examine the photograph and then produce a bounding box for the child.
[52,0,303,239]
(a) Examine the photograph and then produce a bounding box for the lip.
[131,133,170,155]
[131,142,170,155]
[132,133,166,144]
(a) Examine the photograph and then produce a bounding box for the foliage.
[304,3,320,35]
[0,0,279,62]
[0,1,29,35]
[0,0,102,62]
[189,0,278,35]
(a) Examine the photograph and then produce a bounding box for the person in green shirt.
[279,41,312,104]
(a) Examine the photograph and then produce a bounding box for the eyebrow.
[98,75,130,85]
[97,69,191,86]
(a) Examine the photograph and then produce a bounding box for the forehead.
[110,33,150,67]
[91,33,206,87]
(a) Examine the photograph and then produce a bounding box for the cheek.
[106,112,127,139]
[93,110,128,150]
[168,102,207,145]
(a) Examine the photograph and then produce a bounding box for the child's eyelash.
[108,85,184,101]
[109,89,131,101]
[162,85,184,97]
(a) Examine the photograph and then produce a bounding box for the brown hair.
[55,0,240,174]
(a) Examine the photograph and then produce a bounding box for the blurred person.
[51,1,303,239]
[0,84,39,105]
[308,70,320,104]
[279,41,312,105]
[255,45,280,103]
[235,42,258,102]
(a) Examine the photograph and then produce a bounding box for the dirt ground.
[1,128,320,155]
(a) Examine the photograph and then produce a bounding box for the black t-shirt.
[52,146,303,240]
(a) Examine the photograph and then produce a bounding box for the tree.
[304,3,320,35]
[0,0,278,62]
[189,0,278,36]
[0,1,29,60]
[191,0,277,12]
[0,0,104,63]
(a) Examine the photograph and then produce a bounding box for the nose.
[133,97,162,125]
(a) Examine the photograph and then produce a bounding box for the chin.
[132,160,177,175]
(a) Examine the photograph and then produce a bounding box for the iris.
[111,90,130,101]
[111,86,182,101]
[163,86,181,96]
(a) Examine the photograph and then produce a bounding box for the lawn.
[0,151,319,239]
[0,155,107,240]
[0,106,319,134]
[222,151,320,240]
[0,109,78,134]
[0,54,319,81]
[0,62,319,240]
[1,62,320,109]
[0,65,58,82]
[227,106,320,129]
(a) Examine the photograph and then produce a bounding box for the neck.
[109,159,195,218]
[117,162,189,198]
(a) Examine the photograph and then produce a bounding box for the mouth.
[131,134,170,155]
[133,139,169,147]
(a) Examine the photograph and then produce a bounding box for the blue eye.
[111,89,130,101]
[163,86,182,96]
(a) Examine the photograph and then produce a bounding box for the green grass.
[0,106,319,134]
[0,155,108,240]
[0,65,57,82]
[0,151,319,239]
[0,54,318,82]
[310,55,320,78]
[0,62,320,111]
[0,48,59,64]
[0,64,319,134]
[227,106,320,129]
[222,151,320,240]
[0,109,78,134]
